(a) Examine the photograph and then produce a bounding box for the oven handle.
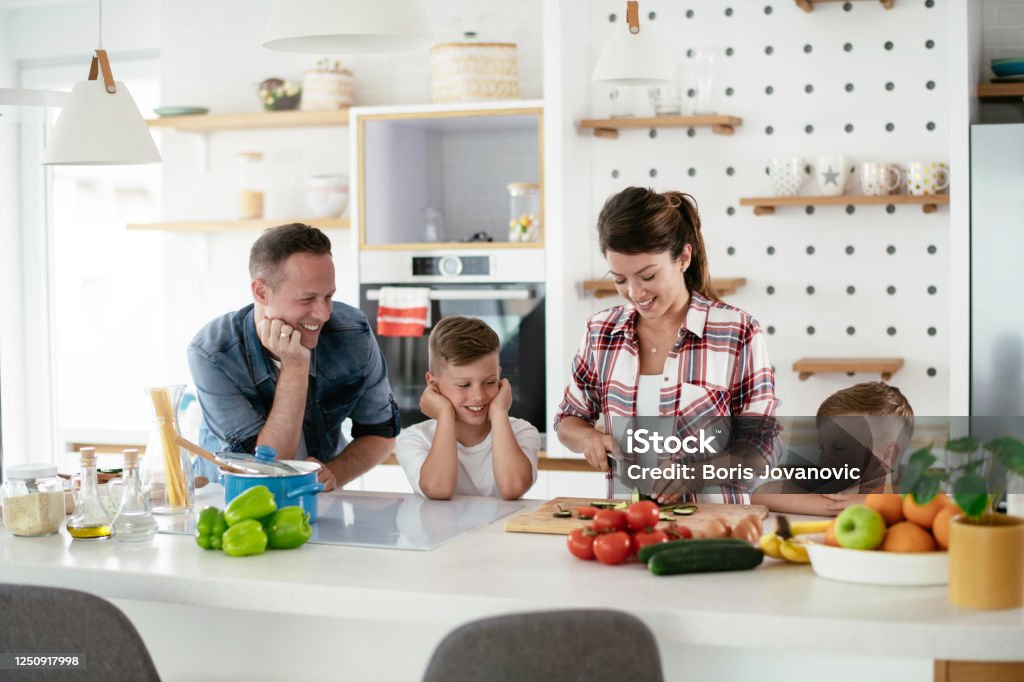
[365,288,534,302]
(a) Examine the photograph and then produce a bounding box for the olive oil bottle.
[67,447,112,540]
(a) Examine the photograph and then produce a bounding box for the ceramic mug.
[861,162,903,196]
[768,157,810,197]
[906,161,950,196]
[815,155,856,197]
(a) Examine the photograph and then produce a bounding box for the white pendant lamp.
[42,50,160,165]
[41,2,159,165]
[591,1,673,86]
[263,0,434,54]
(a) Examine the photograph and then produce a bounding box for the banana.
[788,520,832,535]
[758,533,784,559]
[778,539,811,563]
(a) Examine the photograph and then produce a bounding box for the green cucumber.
[648,543,764,576]
[638,537,752,565]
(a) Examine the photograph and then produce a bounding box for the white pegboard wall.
[578,0,953,416]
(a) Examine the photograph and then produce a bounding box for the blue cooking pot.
[222,459,324,522]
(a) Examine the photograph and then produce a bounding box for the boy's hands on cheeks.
[488,378,513,419]
[419,383,455,420]
[257,317,310,365]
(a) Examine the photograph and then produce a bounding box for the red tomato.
[576,506,600,520]
[631,528,669,553]
[593,531,632,565]
[593,509,628,533]
[626,501,661,531]
[664,524,693,541]
[566,527,597,560]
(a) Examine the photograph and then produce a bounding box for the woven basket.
[430,42,519,103]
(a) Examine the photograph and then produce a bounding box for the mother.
[554,187,780,504]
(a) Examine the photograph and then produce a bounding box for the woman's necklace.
[639,319,682,354]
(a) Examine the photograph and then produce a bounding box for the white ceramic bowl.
[806,541,948,586]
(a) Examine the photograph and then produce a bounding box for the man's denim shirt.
[187,302,400,474]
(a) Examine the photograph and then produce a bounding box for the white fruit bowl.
[805,541,948,586]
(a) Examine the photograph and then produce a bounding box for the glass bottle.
[141,385,195,514]
[111,449,158,543]
[67,447,113,540]
[507,182,540,242]
[238,151,266,220]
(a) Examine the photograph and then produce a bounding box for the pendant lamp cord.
[97,0,103,49]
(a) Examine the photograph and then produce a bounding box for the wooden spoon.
[175,436,245,474]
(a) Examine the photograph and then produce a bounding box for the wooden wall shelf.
[793,357,905,381]
[127,218,350,233]
[977,83,1024,101]
[740,194,949,215]
[582,277,747,299]
[578,115,742,139]
[146,109,349,132]
[795,0,893,11]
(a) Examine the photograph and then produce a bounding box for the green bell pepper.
[262,506,313,549]
[221,519,268,557]
[224,485,277,527]
[209,510,228,550]
[196,507,229,550]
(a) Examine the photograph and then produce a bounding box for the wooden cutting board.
[504,497,769,535]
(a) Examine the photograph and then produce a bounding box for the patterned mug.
[815,155,856,197]
[768,157,810,197]
[906,161,949,196]
[860,162,903,196]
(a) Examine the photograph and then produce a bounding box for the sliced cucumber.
[553,510,572,518]
[673,505,698,516]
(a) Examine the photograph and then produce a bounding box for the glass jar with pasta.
[140,385,194,514]
[237,151,266,220]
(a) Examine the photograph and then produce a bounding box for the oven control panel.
[412,255,490,277]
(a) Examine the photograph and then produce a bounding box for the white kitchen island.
[1,490,1022,682]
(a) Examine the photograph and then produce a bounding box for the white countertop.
[1,490,1022,663]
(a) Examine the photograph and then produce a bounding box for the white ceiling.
[0,0,91,9]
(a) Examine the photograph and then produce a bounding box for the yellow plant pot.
[948,514,1024,610]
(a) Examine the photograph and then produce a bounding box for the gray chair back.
[423,609,664,682]
[0,584,160,682]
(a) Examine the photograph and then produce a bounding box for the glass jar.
[141,385,194,515]
[507,182,540,243]
[238,152,266,220]
[1,464,66,537]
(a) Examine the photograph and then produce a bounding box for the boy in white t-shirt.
[396,316,540,500]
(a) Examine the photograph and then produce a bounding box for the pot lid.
[216,445,308,476]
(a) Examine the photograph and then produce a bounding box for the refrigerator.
[970,123,1024,515]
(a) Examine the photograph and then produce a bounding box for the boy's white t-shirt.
[396,418,541,498]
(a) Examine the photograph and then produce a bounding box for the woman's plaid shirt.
[555,292,781,503]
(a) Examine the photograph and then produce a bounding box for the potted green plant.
[901,436,1024,609]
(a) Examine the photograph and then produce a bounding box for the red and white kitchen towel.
[376,287,431,337]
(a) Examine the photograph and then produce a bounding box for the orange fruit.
[902,492,948,529]
[825,520,839,547]
[865,493,904,526]
[881,521,937,552]
[931,505,960,550]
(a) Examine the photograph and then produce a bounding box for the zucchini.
[648,543,764,576]
[637,537,752,565]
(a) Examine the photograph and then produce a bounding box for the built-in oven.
[359,249,546,437]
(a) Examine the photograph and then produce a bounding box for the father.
[188,223,400,490]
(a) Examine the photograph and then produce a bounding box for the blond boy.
[752,382,914,515]
[395,316,540,500]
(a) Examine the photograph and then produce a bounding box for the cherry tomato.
[664,524,693,541]
[626,501,661,531]
[593,531,632,565]
[593,509,628,533]
[631,528,670,553]
[566,527,597,560]
[576,506,600,520]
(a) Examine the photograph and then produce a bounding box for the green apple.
[834,504,886,550]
